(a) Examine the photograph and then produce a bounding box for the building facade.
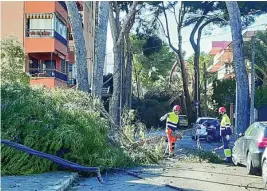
[1,1,95,88]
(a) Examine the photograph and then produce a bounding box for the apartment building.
[206,31,261,88]
[1,1,95,88]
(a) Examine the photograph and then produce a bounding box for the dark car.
[192,117,220,141]
[232,122,267,175]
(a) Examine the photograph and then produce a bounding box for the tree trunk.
[177,10,193,122]
[226,1,249,133]
[108,1,138,126]
[190,18,222,118]
[92,1,109,98]
[92,1,109,97]
[125,35,133,108]
[177,43,193,122]
[203,62,208,117]
[111,44,123,126]
[66,2,89,92]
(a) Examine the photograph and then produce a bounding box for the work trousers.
[222,136,232,162]
[166,128,177,155]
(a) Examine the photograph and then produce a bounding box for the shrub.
[1,84,134,175]
[0,37,29,85]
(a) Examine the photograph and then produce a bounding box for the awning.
[26,13,54,19]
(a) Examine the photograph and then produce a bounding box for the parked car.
[179,115,188,128]
[262,148,267,184]
[232,122,267,175]
[192,117,220,142]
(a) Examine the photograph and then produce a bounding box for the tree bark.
[226,1,249,133]
[66,2,89,92]
[109,1,138,126]
[125,34,133,108]
[92,1,109,97]
[190,18,223,118]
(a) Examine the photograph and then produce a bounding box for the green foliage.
[131,34,175,90]
[212,79,236,114]
[1,84,135,175]
[187,52,213,88]
[244,31,267,86]
[0,36,29,85]
[255,86,267,108]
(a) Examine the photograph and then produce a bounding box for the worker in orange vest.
[160,105,181,157]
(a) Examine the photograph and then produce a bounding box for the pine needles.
[1,84,134,175]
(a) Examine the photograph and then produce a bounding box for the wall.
[0,1,24,43]
[30,77,67,88]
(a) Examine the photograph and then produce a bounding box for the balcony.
[29,68,68,82]
[25,29,68,56]
[26,29,54,38]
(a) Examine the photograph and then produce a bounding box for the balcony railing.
[29,68,68,82]
[26,29,68,46]
[26,29,54,38]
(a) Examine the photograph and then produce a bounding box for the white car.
[262,148,267,184]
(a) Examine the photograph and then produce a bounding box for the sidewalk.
[1,171,78,191]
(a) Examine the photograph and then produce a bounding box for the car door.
[241,124,258,163]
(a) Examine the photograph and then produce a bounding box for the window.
[61,60,67,74]
[29,19,53,30]
[245,124,257,136]
[55,17,67,39]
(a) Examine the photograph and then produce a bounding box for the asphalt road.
[68,132,266,191]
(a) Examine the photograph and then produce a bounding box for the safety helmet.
[218,107,226,114]
[173,105,181,112]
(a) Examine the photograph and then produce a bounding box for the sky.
[104,11,267,74]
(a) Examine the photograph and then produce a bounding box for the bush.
[255,86,267,108]
[1,84,134,175]
[0,37,29,85]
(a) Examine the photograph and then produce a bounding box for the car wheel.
[247,152,257,175]
[262,160,267,184]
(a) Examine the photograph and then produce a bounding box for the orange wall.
[25,38,54,53]
[25,1,55,14]
[0,1,24,43]
[30,77,55,88]
[55,40,68,56]
[25,38,67,56]
[30,77,67,88]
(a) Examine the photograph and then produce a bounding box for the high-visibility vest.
[220,114,232,136]
[221,114,231,127]
[166,112,179,131]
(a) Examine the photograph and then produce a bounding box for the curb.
[49,172,78,191]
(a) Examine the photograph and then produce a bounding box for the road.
[68,132,266,191]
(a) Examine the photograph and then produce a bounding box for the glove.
[226,135,230,140]
[160,117,164,121]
